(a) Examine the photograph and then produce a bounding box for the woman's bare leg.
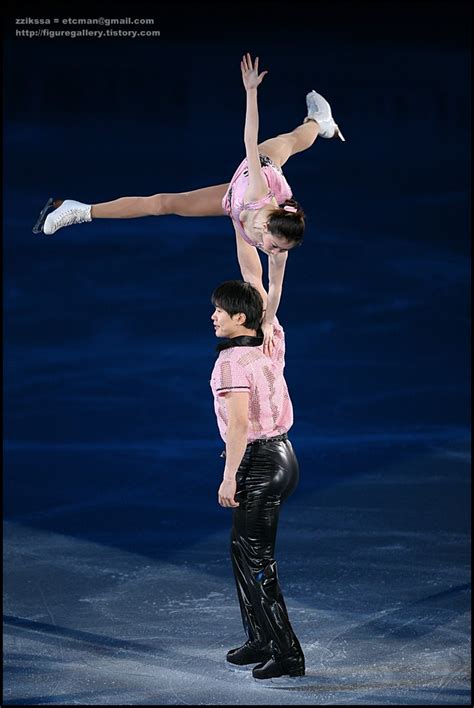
[91,183,229,219]
[257,120,319,168]
[89,122,318,219]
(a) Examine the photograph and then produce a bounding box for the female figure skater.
[33,53,344,354]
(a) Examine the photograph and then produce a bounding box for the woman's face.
[257,229,292,255]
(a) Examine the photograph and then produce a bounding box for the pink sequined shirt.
[210,318,293,443]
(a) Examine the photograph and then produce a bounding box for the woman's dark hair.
[211,280,263,331]
[267,198,305,246]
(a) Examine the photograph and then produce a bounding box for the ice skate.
[226,640,272,666]
[32,197,56,233]
[305,89,345,141]
[38,199,92,235]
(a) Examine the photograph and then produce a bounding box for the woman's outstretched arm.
[265,252,287,322]
[234,223,268,306]
[240,53,269,203]
[234,224,288,357]
[262,252,288,353]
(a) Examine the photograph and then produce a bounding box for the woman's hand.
[241,53,268,91]
[261,320,275,357]
[218,479,239,508]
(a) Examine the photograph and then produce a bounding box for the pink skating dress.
[222,153,293,246]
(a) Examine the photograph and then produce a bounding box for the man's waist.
[220,432,288,457]
[247,432,288,446]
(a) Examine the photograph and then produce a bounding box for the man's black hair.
[211,280,264,331]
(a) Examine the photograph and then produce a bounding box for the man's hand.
[218,478,240,508]
[241,53,268,91]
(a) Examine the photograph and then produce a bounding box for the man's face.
[211,306,244,338]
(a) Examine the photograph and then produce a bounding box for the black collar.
[216,333,263,353]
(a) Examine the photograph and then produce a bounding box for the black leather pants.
[230,434,304,659]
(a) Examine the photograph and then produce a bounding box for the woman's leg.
[91,183,229,219]
[257,120,319,168]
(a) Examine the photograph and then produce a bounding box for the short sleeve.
[215,358,251,396]
[270,317,286,371]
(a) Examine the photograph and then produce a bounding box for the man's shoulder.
[272,317,286,346]
[217,346,264,366]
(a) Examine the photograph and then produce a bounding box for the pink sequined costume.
[210,317,292,442]
[222,153,293,246]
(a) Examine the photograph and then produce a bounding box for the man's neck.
[230,328,257,338]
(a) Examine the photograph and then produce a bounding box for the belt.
[247,432,288,446]
[220,432,288,458]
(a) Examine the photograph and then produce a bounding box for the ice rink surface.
[3,1,470,704]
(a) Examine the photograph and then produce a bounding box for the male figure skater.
[210,280,304,679]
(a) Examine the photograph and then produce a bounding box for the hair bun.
[279,200,304,221]
[268,198,305,245]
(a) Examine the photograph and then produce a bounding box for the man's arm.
[217,391,249,508]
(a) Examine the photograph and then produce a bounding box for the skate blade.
[32,197,59,234]
[336,125,346,142]
[253,673,310,686]
[225,661,251,672]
